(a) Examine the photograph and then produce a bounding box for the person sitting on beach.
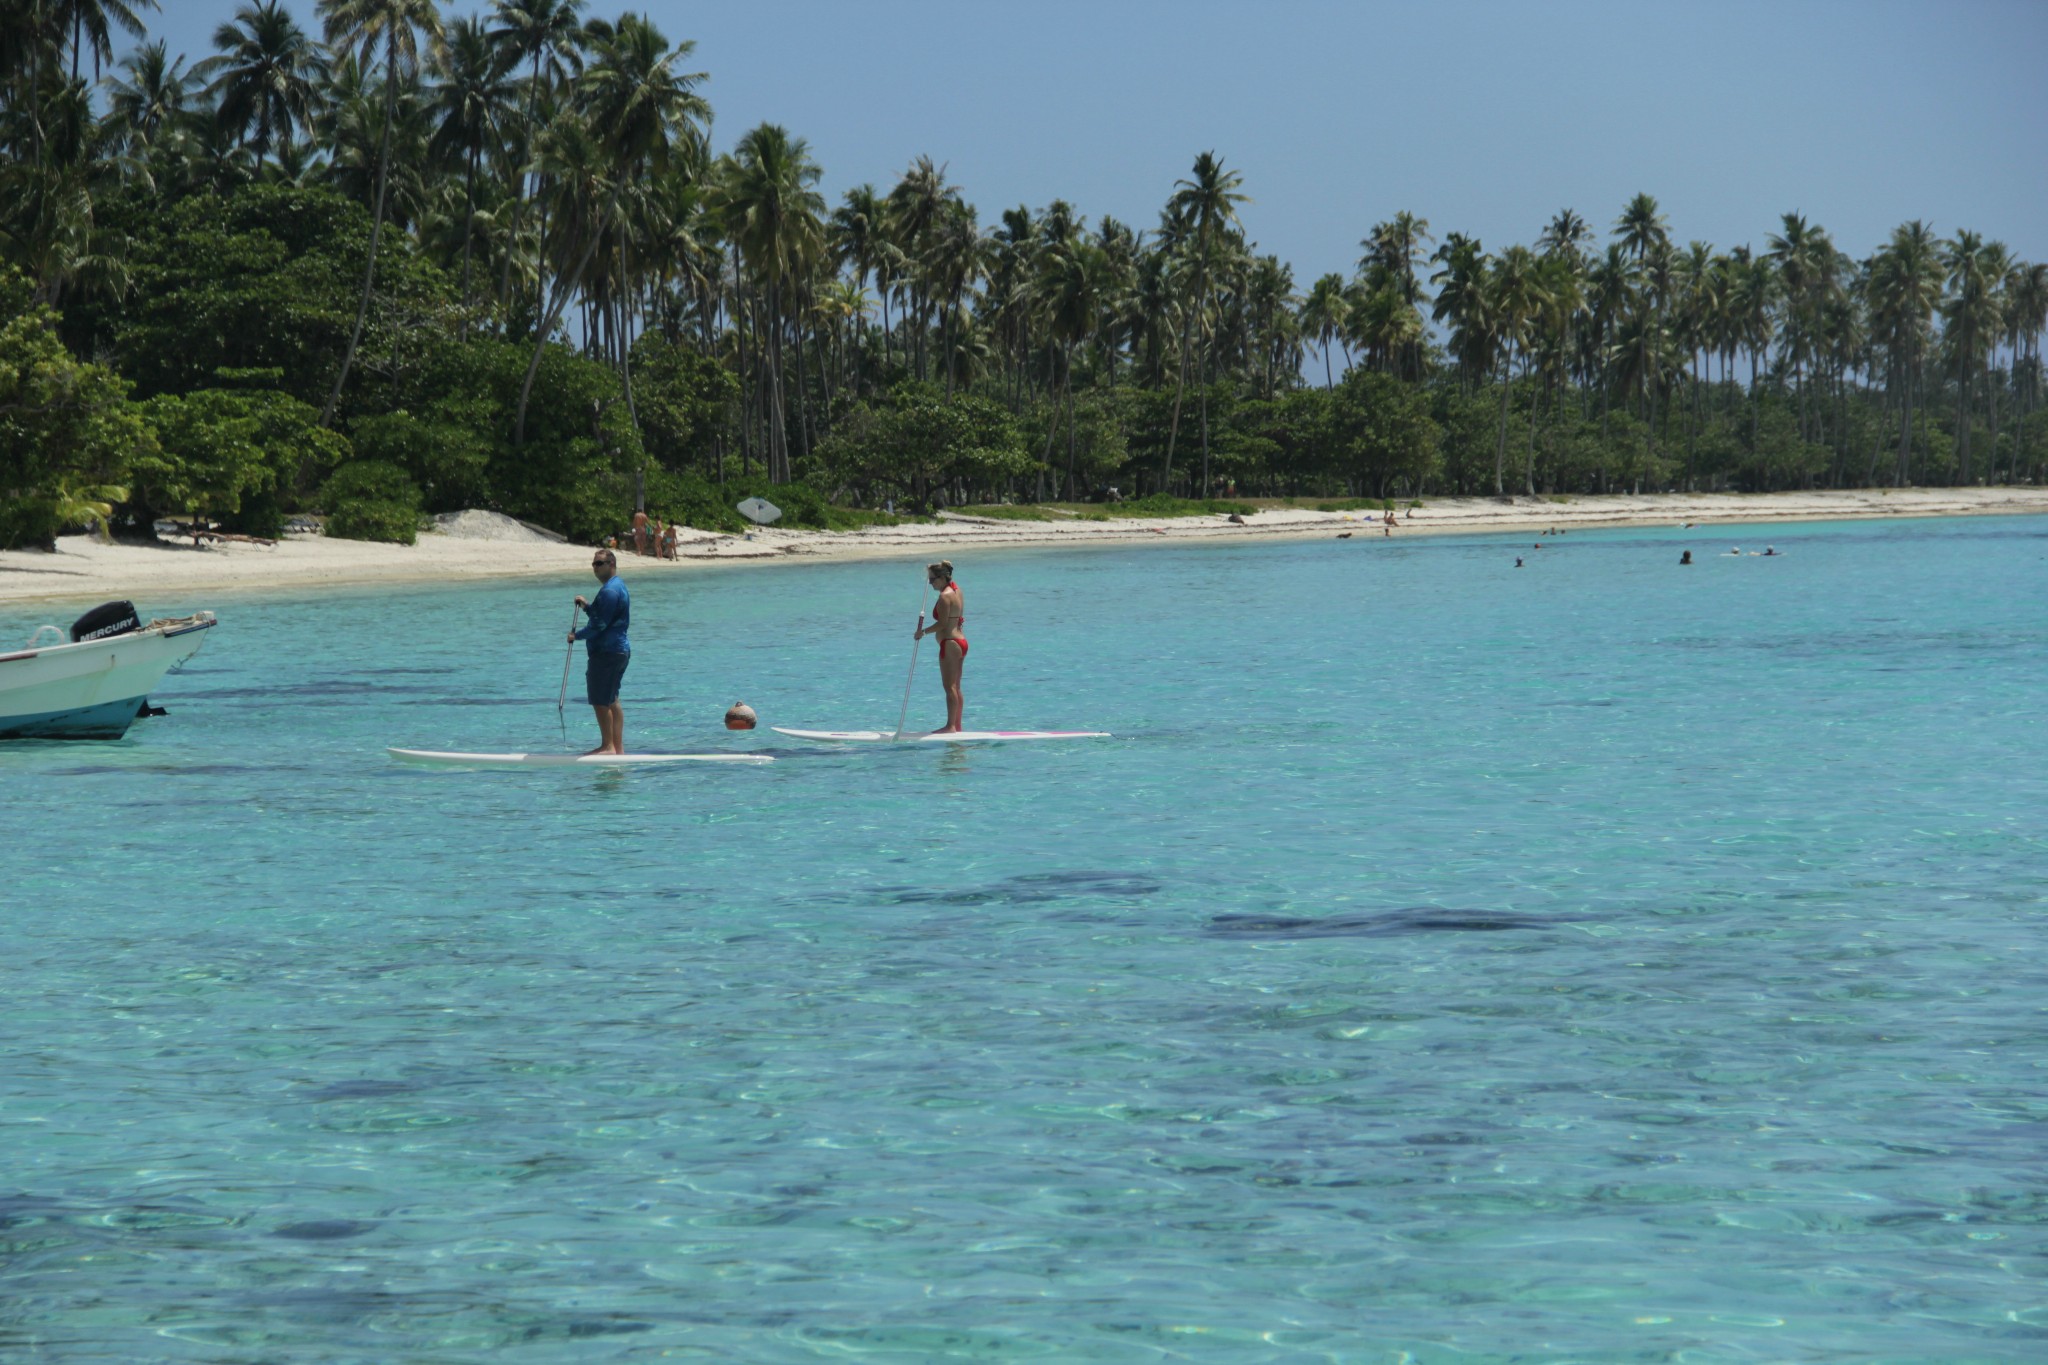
[657,520,678,560]
[570,548,630,755]
[915,560,967,734]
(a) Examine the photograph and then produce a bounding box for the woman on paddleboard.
[915,561,966,734]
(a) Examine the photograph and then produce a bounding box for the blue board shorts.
[585,652,629,706]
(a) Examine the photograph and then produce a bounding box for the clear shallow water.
[3,515,2046,1363]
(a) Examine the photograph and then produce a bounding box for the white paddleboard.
[389,748,773,767]
[771,728,1109,744]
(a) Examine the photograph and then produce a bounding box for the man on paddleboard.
[914,560,966,733]
[570,548,630,754]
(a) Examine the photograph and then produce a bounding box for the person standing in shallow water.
[915,560,967,733]
[570,548,630,754]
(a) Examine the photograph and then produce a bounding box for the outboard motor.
[70,600,141,643]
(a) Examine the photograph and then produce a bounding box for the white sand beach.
[4,487,2045,607]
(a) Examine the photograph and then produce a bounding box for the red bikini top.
[937,580,961,623]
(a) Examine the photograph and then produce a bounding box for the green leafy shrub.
[348,408,491,511]
[133,388,344,536]
[321,460,423,544]
[638,472,846,534]
[1115,493,1257,517]
[0,270,153,549]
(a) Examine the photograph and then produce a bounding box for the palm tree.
[1489,245,1547,495]
[1524,252,1586,489]
[1300,272,1347,389]
[1538,208,1593,265]
[1674,240,1717,483]
[0,73,125,305]
[1162,150,1247,493]
[428,15,515,325]
[1091,216,1142,388]
[316,0,444,426]
[197,1,326,167]
[828,184,885,384]
[1033,232,1100,498]
[1765,213,1843,443]
[2005,261,2047,482]
[1940,230,2005,484]
[1722,248,1776,450]
[1361,211,1432,303]
[1614,192,1669,263]
[885,154,955,381]
[1360,212,1431,378]
[577,12,708,442]
[317,47,429,226]
[59,0,154,82]
[104,38,187,154]
[1429,233,1494,389]
[487,0,585,336]
[922,196,986,397]
[1868,221,1942,484]
[1346,284,1420,377]
[717,123,824,482]
[513,108,611,443]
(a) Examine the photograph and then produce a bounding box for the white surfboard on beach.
[389,748,774,767]
[771,728,1109,743]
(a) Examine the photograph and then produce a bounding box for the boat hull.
[0,615,215,740]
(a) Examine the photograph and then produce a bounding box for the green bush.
[321,460,423,544]
[638,473,845,534]
[1116,493,1258,518]
[133,388,347,536]
[0,269,153,549]
[640,468,745,534]
[348,408,491,512]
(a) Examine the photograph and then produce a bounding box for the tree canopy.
[3,4,2044,548]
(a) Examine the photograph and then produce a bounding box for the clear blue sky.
[145,0,2047,279]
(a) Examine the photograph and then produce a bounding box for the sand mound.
[431,510,564,542]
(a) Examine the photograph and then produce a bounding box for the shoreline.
[4,487,2045,609]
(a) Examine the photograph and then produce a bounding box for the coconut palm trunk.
[1494,350,1513,496]
[321,63,397,426]
[515,231,602,444]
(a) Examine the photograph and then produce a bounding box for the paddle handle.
[893,612,924,740]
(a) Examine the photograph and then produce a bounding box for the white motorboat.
[0,601,217,740]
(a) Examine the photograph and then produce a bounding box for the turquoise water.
[3,515,2046,1363]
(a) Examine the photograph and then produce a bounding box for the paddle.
[893,579,927,741]
[557,601,580,741]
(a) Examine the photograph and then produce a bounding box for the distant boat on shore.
[0,602,217,740]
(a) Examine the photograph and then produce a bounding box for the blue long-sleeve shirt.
[574,576,630,655]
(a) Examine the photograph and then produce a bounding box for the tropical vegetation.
[4,0,2044,548]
